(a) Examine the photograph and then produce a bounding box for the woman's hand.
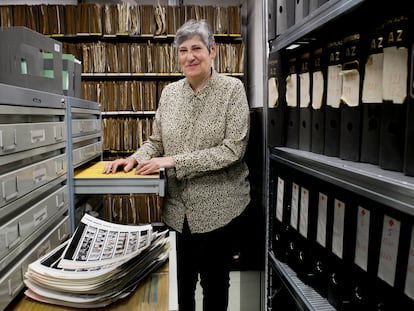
[135,157,175,175]
[102,157,137,174]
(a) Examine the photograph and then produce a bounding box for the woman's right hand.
[102,157,137,174]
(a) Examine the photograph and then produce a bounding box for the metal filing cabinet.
[0,83,69,310]
[65,96,102,233]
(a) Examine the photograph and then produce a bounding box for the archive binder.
[324,39,343,157]
[294,174,318,284]
[348,196,383,309]
[339,32,362,162]
[272,164,292,262]
[298,49,312,151]
[308,186,334,298]
[360,22,384,165]
[327,190,358,310]
[373,207,411,310]
[310,45,326,154]
[285,50,300,149]
[295,0,309,25]
[276,0,295,36]
[268,51,286,147]
[379,14,408,172]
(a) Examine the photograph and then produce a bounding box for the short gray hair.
[174,19,215,51]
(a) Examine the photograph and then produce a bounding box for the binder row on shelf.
[63,41,244,75]
[102,117,153,153]
[82,80,165,112]
[268,0,330,40]
[0,3,241,37]
[269,160,414,310]
[268,4,414,177]
[101,194,162,225]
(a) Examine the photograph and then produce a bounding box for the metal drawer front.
[72,141,102,167]
[0,186,68,260]
[0,154,67,208]
[0,122,66,156]
[72,119,101,136]
[0,216,70,310]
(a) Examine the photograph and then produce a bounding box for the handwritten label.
[316,192,328,247]
[276,177,284,222]
[332,199,345,258]
[327,64,343,108]
[286,74,298,107]
[362,53,384,103]
[290,183,299,230]
[299,187,309,238]
[354,206,370,271]
[299,72,310,108]
[312,71,324,109]
[378,215,400,287]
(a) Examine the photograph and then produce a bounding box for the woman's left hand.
[135,156,175,175]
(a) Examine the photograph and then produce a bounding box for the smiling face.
[177,35,216,86]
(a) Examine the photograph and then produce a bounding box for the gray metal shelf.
[271,147,414,217]
[269,251,336,311]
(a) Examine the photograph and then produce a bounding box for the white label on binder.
[290,183,299,230]
[332,199,345,259]
[404,225,414,300]
[354,206,370,271]
[382,46,408,104]
[341,69,360,107]
[378,214,400,287]
[286,73,297,107]
[299,72,310,108]
[327,64,343,108]
[268,77,279,108]
[312,71,324,109]
[316,192,328,247]
[362,53,384,103]
[299,187,309,238]
[276,177,284,222]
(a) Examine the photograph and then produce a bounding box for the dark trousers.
[176,218,235,311]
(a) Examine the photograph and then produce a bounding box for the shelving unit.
[265,0,414,310]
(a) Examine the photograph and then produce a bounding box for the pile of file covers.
[23,213,169,308]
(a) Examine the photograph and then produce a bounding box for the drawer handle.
[0,129,17,151]
[2,177,18,201]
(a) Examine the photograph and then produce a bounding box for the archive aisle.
[266,0,414,310]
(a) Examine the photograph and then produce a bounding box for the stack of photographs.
[24,213,170,308]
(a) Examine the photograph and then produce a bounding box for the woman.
[103,19,250,311]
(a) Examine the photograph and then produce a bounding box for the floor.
[195,271,263,311]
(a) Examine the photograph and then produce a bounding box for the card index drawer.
[0,154,67,208]
[0,122,66,156]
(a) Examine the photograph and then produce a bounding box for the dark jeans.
[176,218,235,311]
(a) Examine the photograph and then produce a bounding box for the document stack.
[24,213,170,308]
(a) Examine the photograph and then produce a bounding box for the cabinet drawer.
[0,122,66,156]
[72,119,101,136]
[72,141,102,167]
[0,186,68,260]
[0,216,70,310]
[0,154,67,208]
